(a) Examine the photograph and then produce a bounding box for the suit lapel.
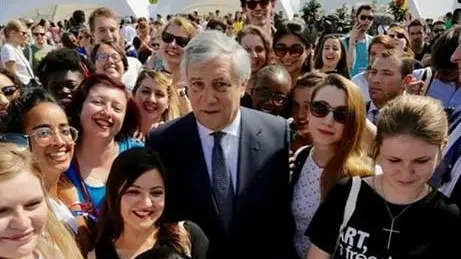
[236,108,262,198]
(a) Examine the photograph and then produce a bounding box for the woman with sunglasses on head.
[236,25,276,107]
[314,35,350,79]
[92,147,209,259]
[132,70,181,136]
[1,19,35,85]
[37,48,94,109]
[273,20,315,84]
[306,95,461,259]
[291,74,373,259]
[0,143,84,259]
[64,74,142,238]
[0,68,23,120]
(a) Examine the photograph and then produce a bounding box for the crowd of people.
[0,0,461,258]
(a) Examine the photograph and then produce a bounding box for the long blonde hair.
[0,143,83,259]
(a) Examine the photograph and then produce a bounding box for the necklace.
[376,177,428,252]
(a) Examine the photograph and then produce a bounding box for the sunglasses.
[161,31,189,48]
[433,29,446,34]
[274,43,305,58]
[359,15,374,21]
[252,87,288,106]
[246,0,271,10]
[33,32,45,37]
[310,100,348,124]
[151,42,160,48]
[0,133,29,149]
[1,85,18,96]
[389,33,405,39]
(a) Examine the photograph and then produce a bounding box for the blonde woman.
[133,70,181,136]
[0,143,83,259]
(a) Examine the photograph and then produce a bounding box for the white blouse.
[291,148,323,258]
[48,198,78,234]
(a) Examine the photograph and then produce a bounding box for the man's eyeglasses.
[96,52,121,63]
[310,100,348,124]
[29,126,79,146]
[252,87,288,106]
[246,0,271,10]
[0,133,29,149]
[388,33,405,39]
[359,15,374,21]
[273,43,305,58]
[161,32,190,48]
[1,85,18,97]
[33,32,45,37]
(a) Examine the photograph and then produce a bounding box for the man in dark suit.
[147,31,294,259]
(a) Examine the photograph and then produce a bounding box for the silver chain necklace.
[376,177,428,257]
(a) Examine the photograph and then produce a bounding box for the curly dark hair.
[36,48,94,87]
[0,87,59,134]
[67,74,140,142]
[0,68,25,91]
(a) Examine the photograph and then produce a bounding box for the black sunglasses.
[33,32,45,37]
[310,100,348,124]
[359,15,374,21]
[274,43,305,58]
[0,133,29,149]
[161,31,190,48]
[433,29,446,34]
[252,87,288,106]
[1,85,18,96]
[246,0,271,10]
[389,33,405,39]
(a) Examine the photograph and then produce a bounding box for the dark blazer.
[147,107,294,259]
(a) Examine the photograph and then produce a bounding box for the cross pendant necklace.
[382,218,400,249]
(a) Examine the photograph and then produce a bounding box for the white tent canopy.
[154,0,241,16]
[0,0,149,24]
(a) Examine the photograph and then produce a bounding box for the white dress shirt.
[196,111,241,191]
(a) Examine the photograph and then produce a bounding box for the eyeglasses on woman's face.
[310,100,348,124]
[29,126,79,146]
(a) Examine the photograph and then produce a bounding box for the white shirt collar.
[196,110,241,137]
[369,101,378,112]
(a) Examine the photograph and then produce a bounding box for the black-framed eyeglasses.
[359,15,374,21]
[161,31,190,48]
[252,87,288,106]
[246,0,271,10]
[1,85,18,97]
[310,100,348,124]
[433,28,446,34]
[273,43,305,58]
[29,126,79,146]
[0,133,29,149]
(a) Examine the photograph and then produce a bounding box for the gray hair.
[181,30,251,84]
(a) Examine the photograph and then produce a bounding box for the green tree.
[148,0,158,4]
[335,4,349,20]
[388,1,408,22]
[301,0,322,24]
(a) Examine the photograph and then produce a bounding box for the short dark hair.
[37,48,94,87]
[356,4,373,17]
[68,74,140,142]
[374,50,414,78]
[433,21,446,27]
[73,10,86,24]
[206,19,227,32]
[431,26,461,82]
[0,87,59,134]
[408,18,427,31]
[253,64,291,89]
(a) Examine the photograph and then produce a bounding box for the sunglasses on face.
[274,43,305,58]
[389,33,405,39]
[359,15,374,21]
[151,42,160,48]
[246,0,271,10]
[434,29,446,34]
[252,87,288,106]
[161,31,189,48]
[0,133,29,149]
[310,100,348,124]
[33,32,45,37]
[1,85,18,96]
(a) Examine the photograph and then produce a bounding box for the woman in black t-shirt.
[92,148,209,259]
[306,95,461,259]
